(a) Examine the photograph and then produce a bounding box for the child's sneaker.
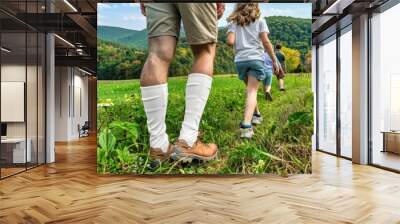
[252,113,263,125]
[265,91,273,101]
[240,122,254,138]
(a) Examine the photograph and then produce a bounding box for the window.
[317,35,337,154]
[339,26,352,158]
[370,3,400,171]
[0,1,47,179]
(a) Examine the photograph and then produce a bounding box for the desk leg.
[382,133,386,153]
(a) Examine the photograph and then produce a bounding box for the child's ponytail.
[227,3,261,27]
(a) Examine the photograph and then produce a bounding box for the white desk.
[1,138,31,163]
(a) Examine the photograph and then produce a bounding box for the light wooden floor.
[1,136,400,224]
[0,167,26,177]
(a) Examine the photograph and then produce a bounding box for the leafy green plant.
[97,128,117,173]
[116,146,137,173]
[109,121,140,149]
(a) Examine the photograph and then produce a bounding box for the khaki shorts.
[144,3,217,45]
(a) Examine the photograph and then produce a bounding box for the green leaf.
[98,128,116,151]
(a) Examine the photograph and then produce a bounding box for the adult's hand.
[273,62,280,75]
[140,3,146,16]
[217,3,225,20]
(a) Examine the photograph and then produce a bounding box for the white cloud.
[125,3,140,8]
[110,3,139,8]
[263,7,310,19]
[265,8,293,15]
[261,4,312,19]
[97,3,111,9]
[123,15,145,21]
[97,14,104,24]
[218,3,235,27]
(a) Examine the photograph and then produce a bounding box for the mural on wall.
[97,3,313,175]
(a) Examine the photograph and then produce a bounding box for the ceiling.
[0,0,97,74]
[311,0,390,41]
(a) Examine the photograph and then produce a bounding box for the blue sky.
[98,3,311,31]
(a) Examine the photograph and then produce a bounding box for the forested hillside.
[97,16,311,80]
[266,16,311,56]
[98,26,148,49]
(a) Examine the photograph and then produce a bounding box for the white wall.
[0,65,42,139]
[55,66,70,141]
[1,63,46,164]
[1,82,25,122]
[72,72,89,138]
[54,66,89,141]
[1,64,26,138]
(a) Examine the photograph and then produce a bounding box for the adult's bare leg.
[190,43,216,76]
[174,43,218,161]
[140,36,177,86]
[140,36,177,154]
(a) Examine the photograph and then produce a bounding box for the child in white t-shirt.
[226,3,279,138]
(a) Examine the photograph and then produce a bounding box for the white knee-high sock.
[141,83,169,152]
[179,73,213,147]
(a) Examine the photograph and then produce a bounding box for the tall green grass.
[97,74,313,175]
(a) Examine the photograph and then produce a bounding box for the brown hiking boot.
[171,139,218,162]
[149,144,174,162]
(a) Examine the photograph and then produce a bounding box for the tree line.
[98,16,311,80]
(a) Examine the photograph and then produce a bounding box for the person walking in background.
[139,3,225,163]
[275,44,286,91]
[262,51,274,101]
[252,52,274,124]
[226,3,279,139]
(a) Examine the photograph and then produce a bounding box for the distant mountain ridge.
[97,25,148,49]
